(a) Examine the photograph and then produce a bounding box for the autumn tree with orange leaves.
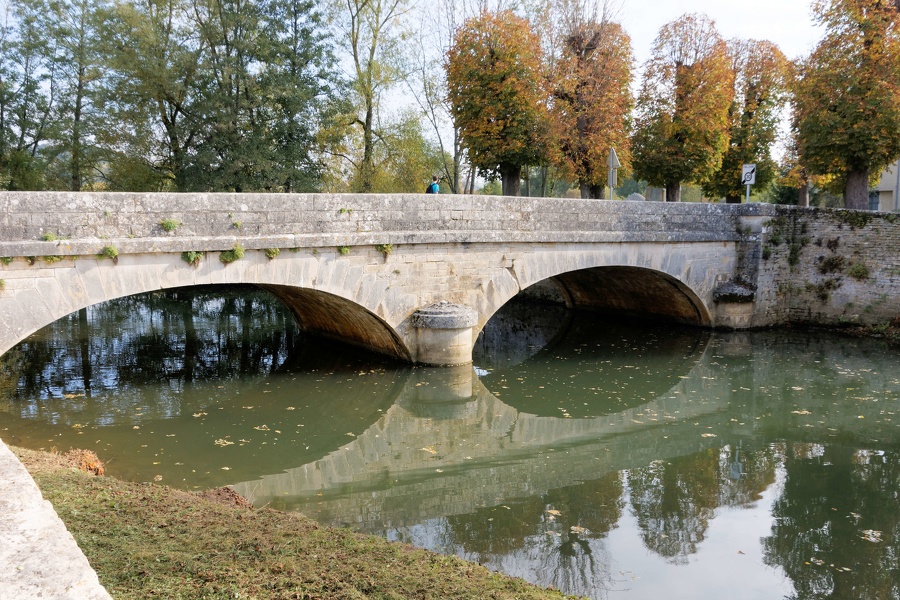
[704,39,791,203]
[446,10,549,196]
[631,13,734,202]
[793,0,900,209]
[550,17,633,199]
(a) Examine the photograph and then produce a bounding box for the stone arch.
[0,253,413,362]
[475,248,715,333]
[260,285,411,361]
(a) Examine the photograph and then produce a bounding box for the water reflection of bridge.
[233,330,900,532]
[234,358,731,530]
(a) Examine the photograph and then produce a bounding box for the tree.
[793,0,900,210]
[631,13,734,202]
[100,0,205,191]
[548,8,633,199]
[447,9,548,196]
[44,0,106,191]
[332,0,413,193]
[704,39,790,203]
[0,0,59,190]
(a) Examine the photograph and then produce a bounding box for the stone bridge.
[1,192,899,365]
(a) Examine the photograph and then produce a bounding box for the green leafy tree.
[100,0,205,191]
[447,9,549,196]
[43,0,106,190]
[332,0,413,193]
[793,0,900,210]
[704,39,790,203]
[631,13,734,202]
[0,0,58,190]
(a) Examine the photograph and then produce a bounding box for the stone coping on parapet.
[0,230,741,259]
[0,438,112,600]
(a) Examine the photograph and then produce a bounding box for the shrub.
[220,244,245,264]
[181,251,204,266]
[100,246,119,262]
[160,219,180,233]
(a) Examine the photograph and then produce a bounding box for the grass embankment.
[14,447,581,600]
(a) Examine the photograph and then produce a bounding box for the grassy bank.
[14,447,581,600]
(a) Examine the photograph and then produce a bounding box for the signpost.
[741,164,756,203]
[607,148,621,200]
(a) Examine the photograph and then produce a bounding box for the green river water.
[1,286,898,599]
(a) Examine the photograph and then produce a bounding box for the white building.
[874,160,900,211]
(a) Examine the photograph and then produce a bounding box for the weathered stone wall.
[754,207,900,327]
[0,192,742,257]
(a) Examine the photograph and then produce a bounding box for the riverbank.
[12,446,581,600]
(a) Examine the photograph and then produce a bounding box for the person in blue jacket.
[425,176,439,194]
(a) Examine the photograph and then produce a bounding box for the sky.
[620,0,825,67]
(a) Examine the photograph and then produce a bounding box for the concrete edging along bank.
[0,438,112,599]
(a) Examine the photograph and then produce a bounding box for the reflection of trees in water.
[439,471,625,596]
[763,444,900,600]
[628,445,777,564]
[9,286,298,399]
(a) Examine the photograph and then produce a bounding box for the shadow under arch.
[255,285,411,362]
[548,266,712,326]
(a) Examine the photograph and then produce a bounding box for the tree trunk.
[579,182,604,199]
[844,168,870,210]
[798,181,810,207]
[665,182,681,202]
[501,164,521,196]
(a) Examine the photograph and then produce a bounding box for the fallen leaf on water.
[570,526,588,534]
[791,386,804,391]
[546,509,562,517]
[153,475,162,481]
[221,467,231,471]
[701,433,717,438]
[192,412,207,418]
[792,410,812,415]
[214,438,234,447]
[253,425,270,431]
[861,530,882,543]
[421,446,437,454]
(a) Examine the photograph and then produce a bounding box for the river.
[1,286,898,599]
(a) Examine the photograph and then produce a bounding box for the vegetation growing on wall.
[181,251,204,267]
[219,244,245,264]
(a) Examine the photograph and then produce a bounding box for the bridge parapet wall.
[0,192,748,257]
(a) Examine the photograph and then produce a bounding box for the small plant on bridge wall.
[338,246,350,255]
[220,243,245,264]
[43,255,62,264]
[181,251,204,266]
[264,248,280,260]
[1,257,12,265]
[847,262,870,281]
[375,244,393,258]
[0,279,5,291]
[232,221,243,230]
[159,219,180,233]
[100,245,119,264]
[41,232,58,241]
[339,208,353,215]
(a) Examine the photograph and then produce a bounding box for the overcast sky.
[621,0,825,66]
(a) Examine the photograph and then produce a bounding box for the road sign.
[607,148,621,200]
[741,164,757,186]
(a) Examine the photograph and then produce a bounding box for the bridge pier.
[410,302,479,366]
